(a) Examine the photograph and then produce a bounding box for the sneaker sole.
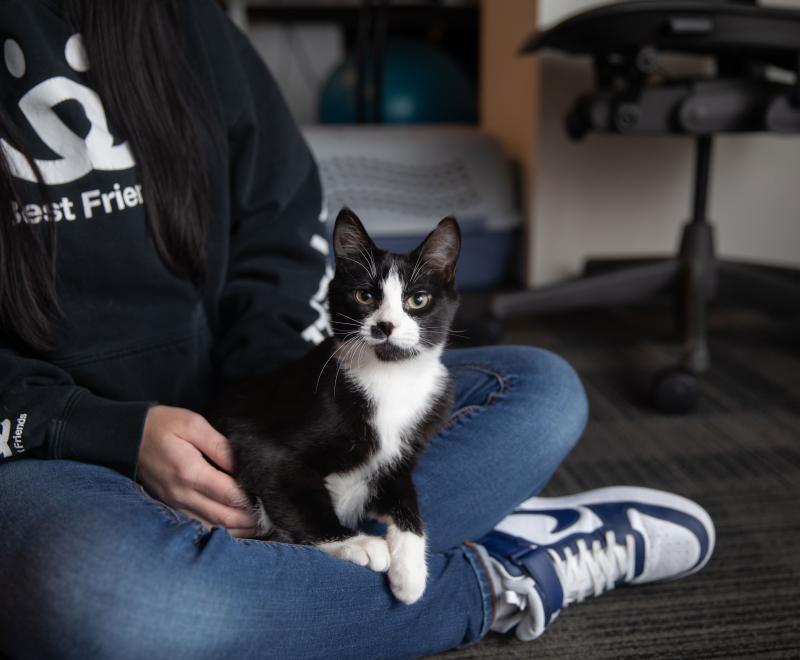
[519,486,716,576]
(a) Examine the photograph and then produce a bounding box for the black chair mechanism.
[491,0,800,412]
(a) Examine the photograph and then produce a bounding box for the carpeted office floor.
[436,303,800,659]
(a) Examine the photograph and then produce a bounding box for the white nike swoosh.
[0,419,12,458]
[495,506,604,545]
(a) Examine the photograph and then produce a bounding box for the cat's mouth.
[372,341,418,362]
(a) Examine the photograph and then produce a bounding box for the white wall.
[246,23,344,126]
[530,0,800,285]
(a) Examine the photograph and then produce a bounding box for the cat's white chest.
[362,355,446,464]
[360,355,447,458]
[325,351,447,528]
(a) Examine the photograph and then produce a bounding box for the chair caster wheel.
[652,369,699,413]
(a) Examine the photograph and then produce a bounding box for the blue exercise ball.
[320,40,477,124]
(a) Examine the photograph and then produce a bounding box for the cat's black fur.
[209,209,460,547]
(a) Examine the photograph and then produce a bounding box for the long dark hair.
[0,0,216,352]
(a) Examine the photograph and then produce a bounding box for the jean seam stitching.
[452,363,512,401]
[463,541,496,640]
[132,482,183,526]
[442,363,513,432]
[193,523,210,546]
[445,404,480,427]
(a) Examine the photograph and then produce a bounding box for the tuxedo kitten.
[211,208,460,604]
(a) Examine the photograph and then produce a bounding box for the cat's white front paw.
[319,534,391,572]
[387,527,427,604]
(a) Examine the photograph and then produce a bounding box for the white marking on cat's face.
[362,267,420,351]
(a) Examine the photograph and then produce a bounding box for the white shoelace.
[489,531,638,641]
[548,531,636,606]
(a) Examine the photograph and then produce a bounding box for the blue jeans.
[0,346,587,660]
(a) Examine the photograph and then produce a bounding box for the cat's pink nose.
[372,321,394,339]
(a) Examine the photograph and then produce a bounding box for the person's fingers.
[177,489,257,530]
[175,509,214,529]
[191,463,251,511]
[179,413,236,474]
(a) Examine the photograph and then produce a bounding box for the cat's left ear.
[415,216,461,284]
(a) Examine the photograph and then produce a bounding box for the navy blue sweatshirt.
[0,0,330,477]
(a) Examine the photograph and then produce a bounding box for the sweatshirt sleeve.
[0,348,153,477]
[210,17,330,384]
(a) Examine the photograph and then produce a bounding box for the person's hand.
[137,405,258,538]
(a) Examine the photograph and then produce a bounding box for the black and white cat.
[211,208,460,604]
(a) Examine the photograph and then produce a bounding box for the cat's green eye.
[354,290,375,305]
[407,291,431,310]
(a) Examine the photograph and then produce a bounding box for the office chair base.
[652,368,699,414]
[485,134,800,412]
[487,251,799,413]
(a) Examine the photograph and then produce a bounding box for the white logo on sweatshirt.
[0,414,28,458]
[0,419,11,458]
[1,34,135,185]
[301,206,333,345]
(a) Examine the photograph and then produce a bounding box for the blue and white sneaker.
[476,486,715,641]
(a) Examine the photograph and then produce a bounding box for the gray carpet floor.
[435,304,800,659]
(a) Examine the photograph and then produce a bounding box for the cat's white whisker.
[331,321,363,331]
[334,335,365,396]
[336,335,360,369]
[356,338,369,369]
[337,312,367,325]
[332,315,363,325]
[358,246,378,279]
[408,250,424,286]
[316,334,359,393]
[339,255,374,280]
[409,257,434,285]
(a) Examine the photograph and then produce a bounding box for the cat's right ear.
[333,208,374,261]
